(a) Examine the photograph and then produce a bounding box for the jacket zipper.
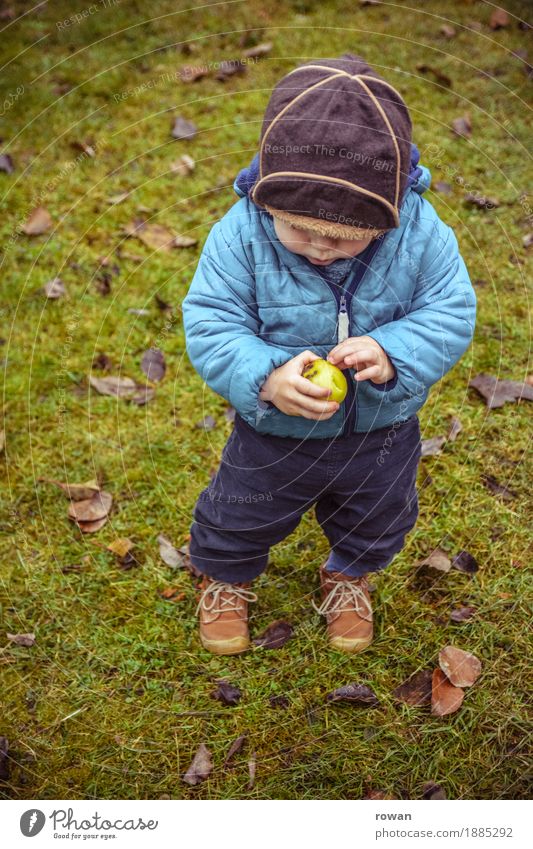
[320,236,386,436]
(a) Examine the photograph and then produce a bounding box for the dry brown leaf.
[170,154,195,175]
[68,491,113,522]
[420,548,452,572]
[182,743,213,785]
[393,669,433,706]
[75,517,109,534]
[0,430,5,452]
[223,734,246,766]
[421,436,447,457]
[136,223,176,252]
[171,116,197,140]
[326,683,380,707]
[7,632,36,647]
[40,478,100,501]
[173,234,198,248]
[439,24,456,38]
[107,538,134,558]
[107,191,130,205]
[431,668,464,716]
[469,373,533,408]
[447,416,462,442]
[141,348,166,382]
[89,375,138,399]
[23,206,53,235]
[242,42,272,58]
[439,645,482,687]
[43,277,66,299]
[489,8,509,29]
[450,606,476,624]
[451,114,472,138]
[252,619,293,649]
[157,534,185,569]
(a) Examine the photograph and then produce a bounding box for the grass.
[0,0,531,799]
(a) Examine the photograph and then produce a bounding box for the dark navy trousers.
[188,413,422,584]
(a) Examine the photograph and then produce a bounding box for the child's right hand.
[259,351,340,420]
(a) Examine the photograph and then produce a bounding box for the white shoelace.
[312,580,372,621]
[195,580,258,616]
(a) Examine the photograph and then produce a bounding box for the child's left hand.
[327,335,396,384]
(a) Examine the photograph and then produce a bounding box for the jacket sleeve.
[182,221,294,425]
[364,221,476,403]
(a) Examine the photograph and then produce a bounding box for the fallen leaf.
[173,234,197,248]
[326,683,380,707]
[7,632,36,647]
[420,548,451,573]
[170,154,195,175]
[157,534,185,569]
[269,694,290,709]
[133,222,176,252]
[0,154,14,174]
[179,65,209,83]
[75,517,109,534]
[106,191,130,205]
[447,416,462,442]
[0,737,9,780]
[23,206,53,235]
[194,415,217,430]
[439,24,456,38]
[439,646,482,687]
[392,669,433,706]
[71,139,95,157]
[489,8,509,29]
[421,436,446,457]
[89,375,138,399]
[450,606,476,623]
[523,233,533,250]
[224,406,236,422]
[92,353,113,372]
[182,743,213,785]
[171,116,198,140]
[215,59,247,81]
[242,42,273,58]
[451,114,472,138]
[452,550,478,574]
[160,587,185,601]
[211,681,242,706]
[40,478,100,501]
[469,373,533,408]
[253,619,293,649]
[68,491,113,523]
[415,64,452,87]
[223,734,246,766]
[247,752,256,789]
[127,308,149,316]
[0,430,5,452]
[364,789,396,799]
[482,474,517,500]
[141,348,166,382]
[107,537,134,558]
[422,781,447,799]
[434,181,453,194]
[130,384,155,406]
[464,193,500,210]
[431,668,464,716]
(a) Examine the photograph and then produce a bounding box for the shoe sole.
[200,633,250,655]
[329,634,373,654]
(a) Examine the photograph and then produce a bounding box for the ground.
[0,0,531,800]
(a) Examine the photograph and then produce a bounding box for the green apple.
[302,358,348,403]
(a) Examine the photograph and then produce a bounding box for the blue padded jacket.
[182,163,476,438]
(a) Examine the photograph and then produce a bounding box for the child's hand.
[259,351,340,420]
[327,336,396,384]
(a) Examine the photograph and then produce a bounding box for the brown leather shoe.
[195,576,257,655]
[312,561,373,653]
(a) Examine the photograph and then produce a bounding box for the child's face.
[273,216,375,265]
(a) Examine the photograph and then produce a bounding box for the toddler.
[182,54,476,655]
